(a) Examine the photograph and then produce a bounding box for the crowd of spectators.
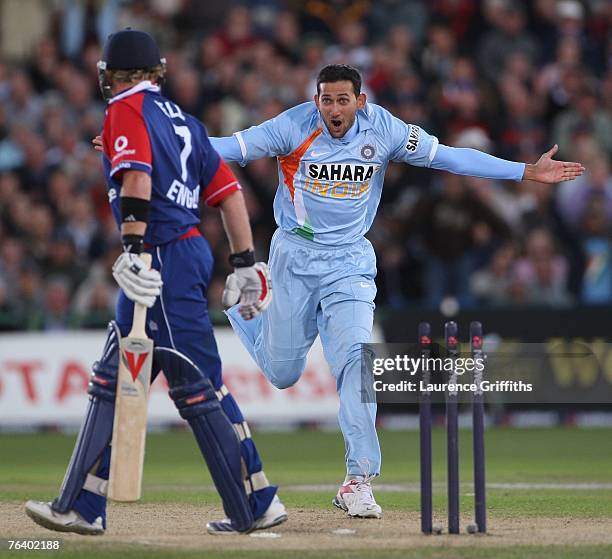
[0,0,610,330]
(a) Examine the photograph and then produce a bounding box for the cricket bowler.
[212,64,584,518]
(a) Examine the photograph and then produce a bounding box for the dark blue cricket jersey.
[88,88,276,530]
[102,81,240,245]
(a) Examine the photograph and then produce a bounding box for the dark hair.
[316,64,362,97]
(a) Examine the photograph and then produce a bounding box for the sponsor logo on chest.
[306,163,378,182]
[302,163,380,199]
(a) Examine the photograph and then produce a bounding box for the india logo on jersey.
[361,144,376,160]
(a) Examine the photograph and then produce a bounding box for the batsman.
[25,29,286,535]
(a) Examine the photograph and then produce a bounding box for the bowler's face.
[315,81,366,139]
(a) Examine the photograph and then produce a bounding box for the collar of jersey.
[318,106,373,143]
[108,81,160,105]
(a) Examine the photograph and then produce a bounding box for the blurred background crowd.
[0,0,610,330]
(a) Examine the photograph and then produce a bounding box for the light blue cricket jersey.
[232,102,438,244]
[212,101,525,245]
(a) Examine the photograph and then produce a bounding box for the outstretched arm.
[431,143,584,183]
[383,113,583,183]
[96,126,283,166]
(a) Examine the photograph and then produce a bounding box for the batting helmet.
[97,28,166,100]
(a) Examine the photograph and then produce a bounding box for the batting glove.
[222,262,272,320]
[112,252,163,308]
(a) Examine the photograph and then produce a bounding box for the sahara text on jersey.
[303,163,380,199]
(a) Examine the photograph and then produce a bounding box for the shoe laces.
[352,478,377,507]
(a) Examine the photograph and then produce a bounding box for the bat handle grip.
[128,252,152,339]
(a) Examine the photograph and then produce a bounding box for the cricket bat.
[108,252,154,502]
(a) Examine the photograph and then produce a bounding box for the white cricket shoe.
[206,494,288,535]
[25,501,104,535]
[333,479,382,519]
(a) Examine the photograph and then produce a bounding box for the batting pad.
[155,347,254,533]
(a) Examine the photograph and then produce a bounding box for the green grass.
[2,427,612,517]
[1,428,611,558]
[2,427,612,489]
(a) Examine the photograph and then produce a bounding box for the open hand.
[524,145,585,183]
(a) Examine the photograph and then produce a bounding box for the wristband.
[121,196,150,224]
[122,234,144,254]
[229,249,255,268]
